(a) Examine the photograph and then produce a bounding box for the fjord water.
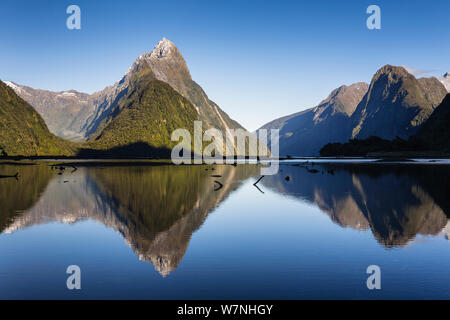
[0,161,449,299]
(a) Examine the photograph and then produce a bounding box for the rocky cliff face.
[351,65,447,140]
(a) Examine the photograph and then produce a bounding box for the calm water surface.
[0,160,449,299]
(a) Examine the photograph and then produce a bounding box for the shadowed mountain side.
[408,165,450,220]
[259,65,447,157]
[261,163,449,247]
[351,65,447,140]
[257,82,368,156]
[0,164,259,276]
[0,163,53,232]
[414,94,450,150]
[320,94,450,156]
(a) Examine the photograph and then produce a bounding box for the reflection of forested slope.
[1,164,258,276]
[92,165,258,275]
[0,163,53,232]
[263,163,449,247]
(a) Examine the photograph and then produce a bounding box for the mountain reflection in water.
[0,163,259,276]
[262,162,450,247]
[0,161,449,277]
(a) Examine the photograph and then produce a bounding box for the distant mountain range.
[1,38,248,157]
[3,82,96,141]
[258,65,449,156]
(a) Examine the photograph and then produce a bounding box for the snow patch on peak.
[155,37,174,49]
[146,37,176,59]
[57,91,77,98]
[4,81,29,96]
[155,38,174,57]
[439,73,450,92]
[5,81,20,91]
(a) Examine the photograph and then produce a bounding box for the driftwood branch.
[213,180,223,191]
[253,175,265,193]
[253,175,264,186]
[0,172,19,180]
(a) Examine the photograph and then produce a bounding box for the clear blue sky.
[1,0,449,131]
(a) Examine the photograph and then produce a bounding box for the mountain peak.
[130,38,179,66]
[152,37,177,58]
[118,37,188,88]
[375,64,411,78]
[121,37,193,92]
[351,64,447,140]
